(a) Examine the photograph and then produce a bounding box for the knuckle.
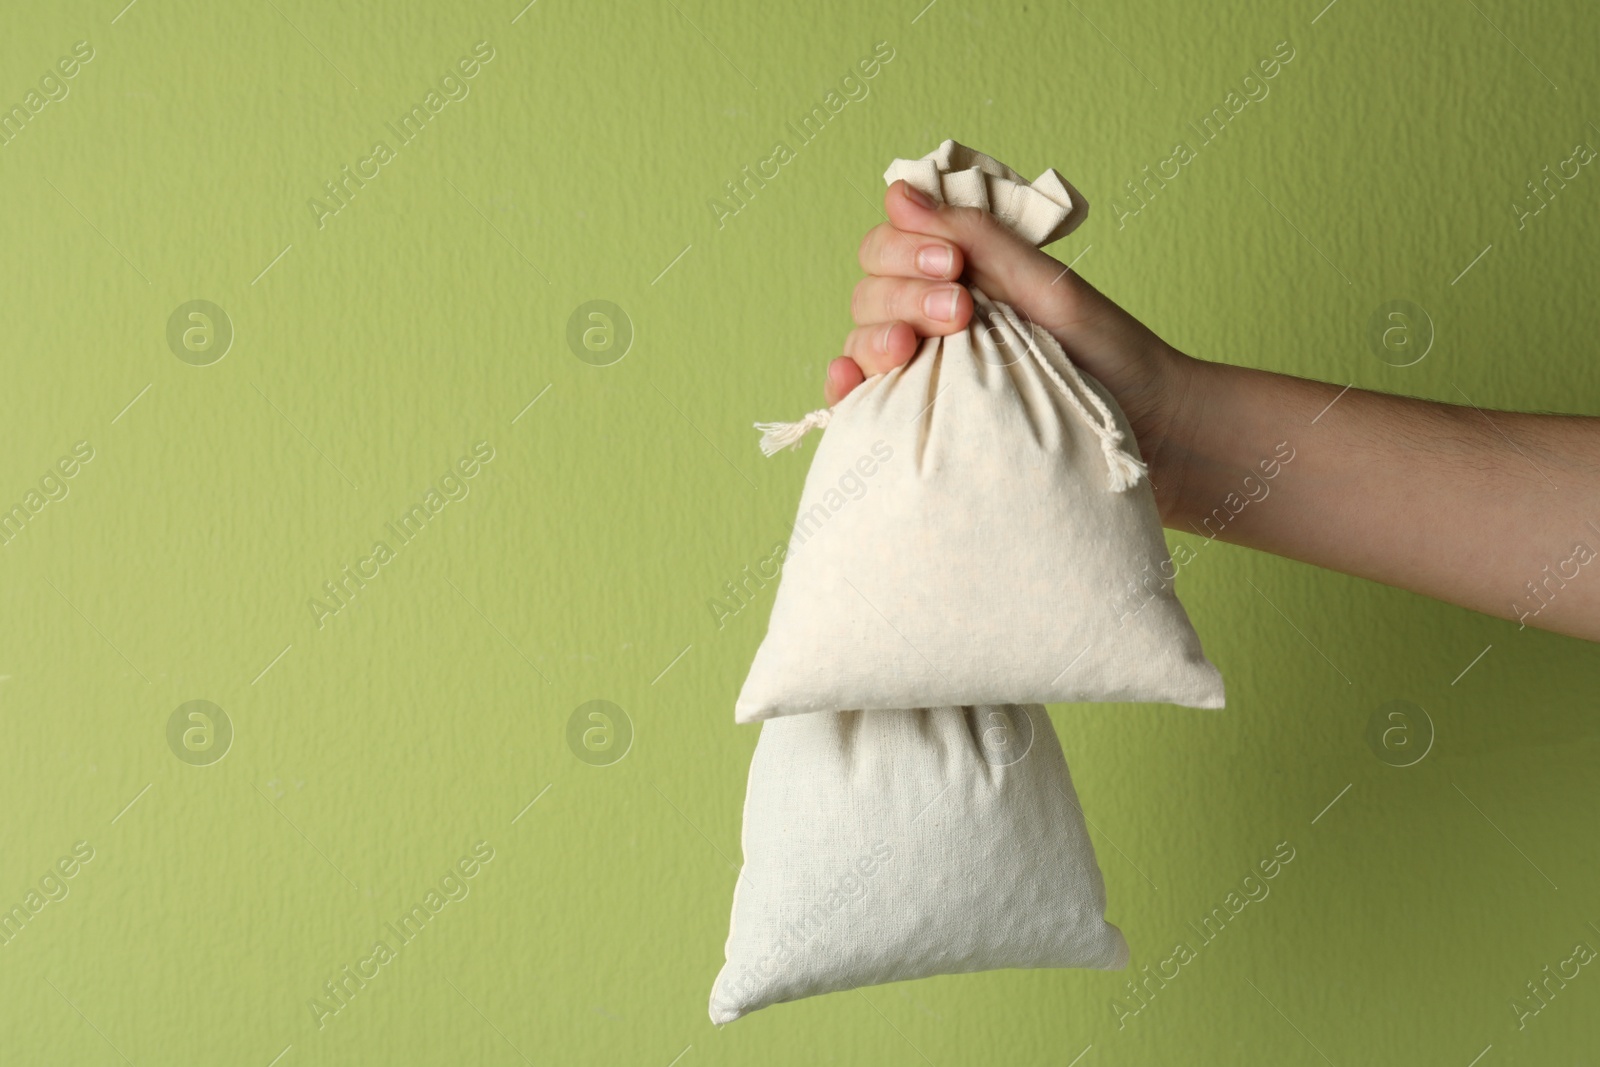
[860,324,883,355]
[859,223,896,270]
[857,226,882,268]
[850,278,873,323]
[947,205,989,230]
[883,280,910,322]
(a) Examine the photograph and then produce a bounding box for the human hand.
[831,179,1206,518]
[830,183,1600,642]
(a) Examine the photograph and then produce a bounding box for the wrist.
[1141,346,1220,528]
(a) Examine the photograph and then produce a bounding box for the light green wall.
[2,0,1597,1063]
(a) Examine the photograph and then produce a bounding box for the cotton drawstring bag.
[737,141,1224,723]
[709,704,1128,1023]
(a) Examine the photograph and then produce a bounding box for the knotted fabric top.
[881,139,1088,247]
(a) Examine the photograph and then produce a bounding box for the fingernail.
[879,323,897,351]
[916,245,952,277]
[923,286,960,322]
[902,183,937,210]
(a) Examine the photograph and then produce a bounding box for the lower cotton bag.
[709,704,1128,1023]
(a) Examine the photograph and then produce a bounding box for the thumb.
[883,179,1126,344]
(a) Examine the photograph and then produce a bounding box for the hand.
[832,179,1206,519]
[831,182,1600,642]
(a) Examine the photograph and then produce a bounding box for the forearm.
[1155,357,1600,641]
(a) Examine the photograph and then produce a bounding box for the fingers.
[844,320,919,372]
[824,356,866,407]
[850,275,972,335]
[824,189,972,407]
[827,321,922,405]
[875,180,1186,455]
[858,223,964,281]
[828,180,1142,407]
[881,180,1122,338]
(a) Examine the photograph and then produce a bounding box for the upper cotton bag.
[738,141,1224,723]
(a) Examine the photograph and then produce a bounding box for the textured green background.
[3,0,1598,1063]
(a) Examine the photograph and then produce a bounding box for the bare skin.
[830,180,1600,642]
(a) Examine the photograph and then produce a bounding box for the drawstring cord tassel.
[1097,428,1149,493]
[754,407,832,456]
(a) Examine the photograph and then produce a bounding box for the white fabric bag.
[710,704,1128,1023]
[738,141,1224,722]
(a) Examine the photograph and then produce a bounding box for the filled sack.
[738,140,1223,723]
[709,703,1129,1023]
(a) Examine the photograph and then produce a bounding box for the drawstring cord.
[752,296,1147,492]
[990,299,1147,492]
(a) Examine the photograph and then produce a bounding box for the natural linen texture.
[737,140,1224,723]
[709,704,1128,1023]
